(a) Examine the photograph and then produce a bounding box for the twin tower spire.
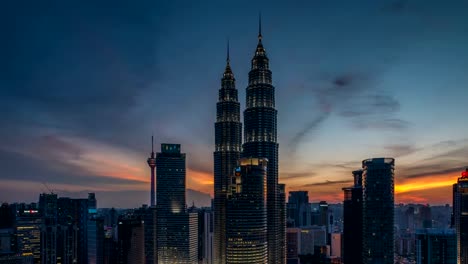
[224,13,263,73]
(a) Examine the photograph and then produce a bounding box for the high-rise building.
[454,168,468,264]
[416,229,456,264]
[242,17,284,264]
[299,226,327,256]
[88,216,104,264]
[213,41,242,264]
[362,158,395,264]
[39,193,90,264]
[156,143,198,264]
[287,191,310,227]
[196,208,213,264]
[15,204,41,263]
[134,205,157,264]
[117,217,145,264]
[342,169,363,264]
[148,136,157,207]
[39,193,58,264]
[226,158,268,264]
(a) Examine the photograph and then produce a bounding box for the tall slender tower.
[242,16,284,264]
[362,158,395,264]
[147,136,156,207]
[213,42,242,264]
[454,168,468,264]
[342,170,363,264]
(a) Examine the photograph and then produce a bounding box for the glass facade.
[156,144,198,264]
[226,158,268,264]
[362,158,395,264]
[416,228,456,264]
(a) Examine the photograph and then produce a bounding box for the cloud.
[300,180,352,187]
[384,144,419,157]
[289,114,329,152]
[0,149,147,189]
[0,1,167,151]
[282,171,317,180]
[381,0,409,14]
[290,71,408,150]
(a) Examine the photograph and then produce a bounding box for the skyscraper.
[156,143,198,264]
[287,191,310,227]
[242,17,284,264]
[39,193,90,264]
[342,169,363,264]
[148,136,157,207]
[226,158,268,264]
[213,42,242,264]
[362,158,395,264]
[15,205,42,263]
[454,168,468,264]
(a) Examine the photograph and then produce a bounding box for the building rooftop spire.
[227,38,230,64]
[258,12,262,42]
[151,135,155,158]
[223,38,234,79]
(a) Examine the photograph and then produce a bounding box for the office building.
[342,169,363,264]
[39,193,90,264]
[15,205,41,263]
[287,191,310,227]
[156,144,198,264]
[362,158,395,264]
[213,41,242,264]
[226,158,268,264]
[416,229,456,264]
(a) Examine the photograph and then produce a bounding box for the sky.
[1,0,468,208]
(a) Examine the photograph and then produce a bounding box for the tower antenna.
[227,38,230,63]
[258,12,262,40]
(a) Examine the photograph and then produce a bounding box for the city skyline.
[2,0,468,208]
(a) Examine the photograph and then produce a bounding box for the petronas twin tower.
[214,18,286,264]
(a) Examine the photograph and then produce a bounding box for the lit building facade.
[15,206,41,263]
[342,169,363,264]
[454,168,468,264]
[226,158,268,264]
[213,42,242,264]
[241,19,285,264]
[362,158,395,264]
[156,144,197,264]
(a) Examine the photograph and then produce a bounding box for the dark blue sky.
[1,0,468,207]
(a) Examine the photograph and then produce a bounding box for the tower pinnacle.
[258,12,262,41]
[227,38,230,64]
